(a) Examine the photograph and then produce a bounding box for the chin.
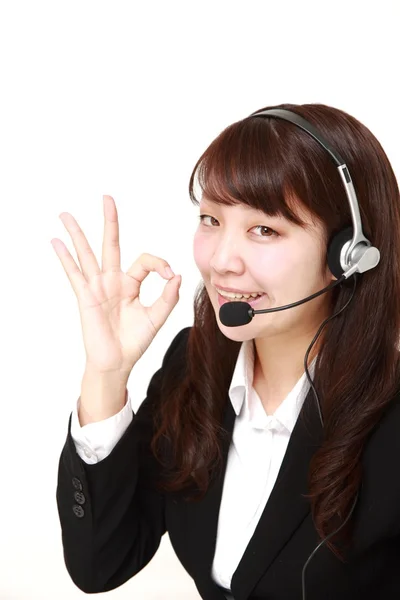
[214,306,256,340]
[218,326,256,344]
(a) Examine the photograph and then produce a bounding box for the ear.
[323,262,338,283]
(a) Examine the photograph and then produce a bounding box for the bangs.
[188,117,322,231]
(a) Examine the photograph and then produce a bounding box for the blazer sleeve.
[70,390,133,463]
[56,326,190,593]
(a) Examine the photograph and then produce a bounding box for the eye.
[199,214,219,227]
[198,214,279,238]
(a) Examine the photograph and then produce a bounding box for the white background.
[0,1,399,598]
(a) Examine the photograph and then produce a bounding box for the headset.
[219,108,381,600]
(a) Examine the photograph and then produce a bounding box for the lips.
[216,290,266,308]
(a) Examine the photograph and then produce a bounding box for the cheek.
[192,234,210,272]
[254,245,297,280]
[268,241,325,290]
[253,243,316,294]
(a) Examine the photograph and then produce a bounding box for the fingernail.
[165,267,174,278]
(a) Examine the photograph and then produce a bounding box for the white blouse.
[70,339,316,590]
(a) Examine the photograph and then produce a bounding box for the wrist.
[84,362,132,381]
[79,367,130,425]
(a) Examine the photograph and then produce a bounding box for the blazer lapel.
[187,385,324,600]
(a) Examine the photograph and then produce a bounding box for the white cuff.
[70,390,134,464]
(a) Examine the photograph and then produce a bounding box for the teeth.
[216,287,264,300]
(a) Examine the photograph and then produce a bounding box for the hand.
[51,195,181,377]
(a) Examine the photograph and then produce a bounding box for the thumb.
[164,274,182,299]
[147,274,182,331]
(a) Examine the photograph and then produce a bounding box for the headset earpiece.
[327,225,380,280]
[327,226,354,279]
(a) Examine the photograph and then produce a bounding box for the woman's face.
[193,195,336,343]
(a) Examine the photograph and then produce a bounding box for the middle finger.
[101,195,121,273]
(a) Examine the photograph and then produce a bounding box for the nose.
[209,236,244,274]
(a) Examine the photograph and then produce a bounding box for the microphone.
[219,275,347,327]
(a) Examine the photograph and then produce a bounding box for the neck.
[253,330,321,400]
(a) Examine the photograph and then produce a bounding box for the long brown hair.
[150,102,400,560]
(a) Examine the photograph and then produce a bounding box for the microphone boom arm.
[248,275,346,318]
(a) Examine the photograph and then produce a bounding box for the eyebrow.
[198,199,288,222]
[199,197,217,207]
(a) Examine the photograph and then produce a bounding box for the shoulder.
[351,389,400,547]
[364,388,400,451]
[361,388,400,476]
[162,326,191,366]
[360,388,400,502]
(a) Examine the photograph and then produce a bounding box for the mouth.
[216,290,267,308]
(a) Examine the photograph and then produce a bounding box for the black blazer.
[56,326,400,599]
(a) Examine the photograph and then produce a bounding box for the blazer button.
[72,505,85,518]
[72,477,82,491]
[74,491,86,505]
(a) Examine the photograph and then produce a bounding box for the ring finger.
[59,212,101,280]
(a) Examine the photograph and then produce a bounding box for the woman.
[53,103,400,599]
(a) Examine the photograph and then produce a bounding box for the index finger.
[126,253,174,294]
